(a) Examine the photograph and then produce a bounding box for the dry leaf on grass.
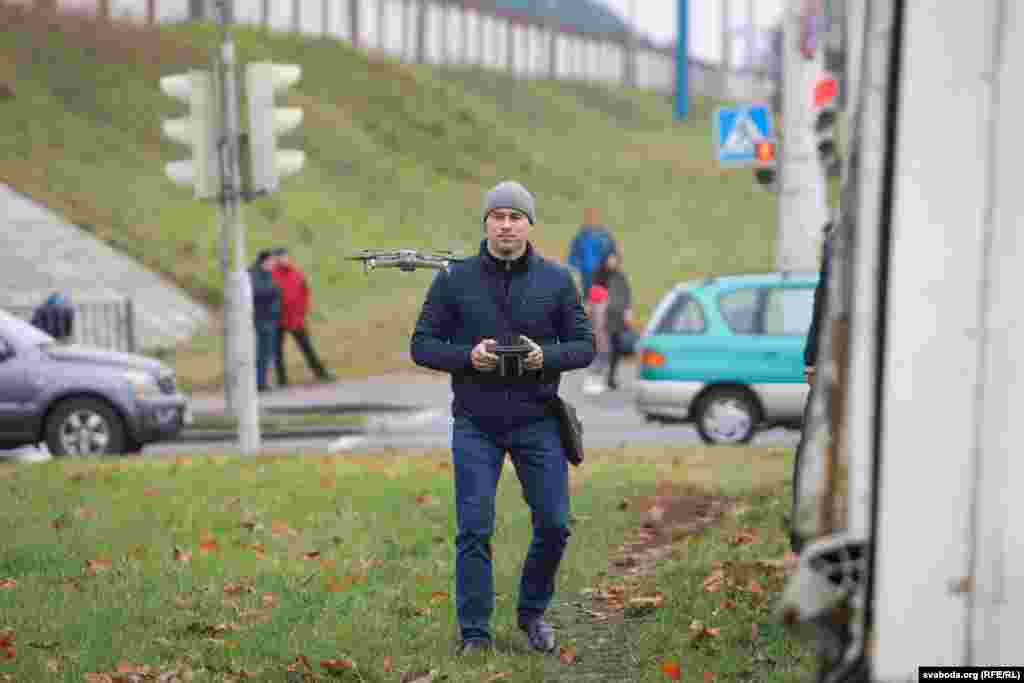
[662,661,682,680]
[0,579,16,589]
[558,647,578,665]
[702,568,725,592]
[321,658,356,672]
[689,621,722,642]
[173,546,192,563]
[401,670,438,683]
[728,528,760,546]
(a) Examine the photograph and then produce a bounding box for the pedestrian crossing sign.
[714,105,773,165]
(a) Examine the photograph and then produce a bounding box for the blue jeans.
[451,415,571,643]
[254,323,278,390]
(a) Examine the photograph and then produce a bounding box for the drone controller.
[487,335,533,378]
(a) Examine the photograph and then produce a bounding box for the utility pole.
[215,0,261,455]
[776,0,829,272]
[675,0,689,119]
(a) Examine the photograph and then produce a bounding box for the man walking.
[270,247,333,386]
[411,181,595,656]
[248,250,281,393]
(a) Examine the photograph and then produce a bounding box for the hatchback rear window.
[763,287,815,335]
[654,294,706,334]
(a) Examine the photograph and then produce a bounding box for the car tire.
[694,386,759,445]
[45,397,126,457]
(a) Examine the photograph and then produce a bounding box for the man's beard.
[493,238,521,257]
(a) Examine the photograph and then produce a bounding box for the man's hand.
[471,339,499,372]
[805,366,816,384]
[521,335,543,371]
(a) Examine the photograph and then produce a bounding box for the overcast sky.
[596,0,786,61]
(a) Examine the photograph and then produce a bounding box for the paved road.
[1,364,799,463]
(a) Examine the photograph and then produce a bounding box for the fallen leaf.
[437,462,451,470]
[174,456,194,467]
[689,621,722,642]
[662,661,682,680]
[287,655,314,673]
[414,606,433,617]
[271,521,299,537]
[117,662,152,675]
[199,539,220,555]
[173,546,192,563]
[0,579,16,589]
[747,579,764,595]
[75,506,97,520]
[303,551,322,560]
[382,656,392,673]
[429,591,449,604]
[2,646,14,660]
[728,528,760,546]
[261,593,278,608]
[415,494,438,506]
[84,674,113,683]
[51,515,70,530]
[720,599,738,610]
[224,581,254,595]
[558,647,578,665]
[174,594,195,609]
[85,557,113,576]
[702,569,725,593]
[617,499,630,510]
[143,488,161,497]
[629,594,665,609]
[484,674,509,682]
[751,623,760,640]
[401,670,437,683]
[46,658,63,673]
[0,632,12,649]
[704,672,717,682]
[320,476,336,488]
[321,658,356,672]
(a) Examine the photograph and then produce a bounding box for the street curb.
[177,426,365,443]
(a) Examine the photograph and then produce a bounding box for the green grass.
[0,5,793,392]
[0,445,813,682]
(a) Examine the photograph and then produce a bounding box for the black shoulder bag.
[485,261,585,467]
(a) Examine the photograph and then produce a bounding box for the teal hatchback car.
[635,272,819,444]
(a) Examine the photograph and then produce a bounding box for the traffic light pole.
[776,0,829,272]
[215,0,261,455]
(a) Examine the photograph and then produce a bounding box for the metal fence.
[4,299,137,352]
[24,0,776,102]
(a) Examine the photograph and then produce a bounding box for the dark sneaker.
[519,618,556,654]
[457,639,493,657]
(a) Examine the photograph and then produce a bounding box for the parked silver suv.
[0,309,190,456]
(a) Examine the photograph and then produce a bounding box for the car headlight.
[122,370,160,400]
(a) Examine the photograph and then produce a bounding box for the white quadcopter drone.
[346,249,466,274]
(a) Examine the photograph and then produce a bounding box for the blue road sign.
[715,105,773,165]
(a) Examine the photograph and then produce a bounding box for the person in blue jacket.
[411,181,596,657]
[248,249,282,392]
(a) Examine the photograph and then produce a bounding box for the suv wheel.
[695,387,759,445]
[45,398,126,457]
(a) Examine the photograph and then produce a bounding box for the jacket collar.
[479,239,536,274]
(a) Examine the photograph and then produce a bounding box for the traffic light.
[245,62,305,196]
[754,140,777,189]
[814,103,842,178]
[160,70,221,199]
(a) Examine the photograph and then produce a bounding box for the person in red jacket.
[270,247,333,386]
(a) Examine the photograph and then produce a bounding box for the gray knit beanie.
[483,180,536,225]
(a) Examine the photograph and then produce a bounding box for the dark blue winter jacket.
[411,241,595,427]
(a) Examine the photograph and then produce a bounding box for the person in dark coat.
[791,223,833,554]
[601,250,634,390]
[31,292,75,343]
[411,180,595,656]
[248,250,282,392]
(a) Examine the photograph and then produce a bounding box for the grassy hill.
[0,4,781,391]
